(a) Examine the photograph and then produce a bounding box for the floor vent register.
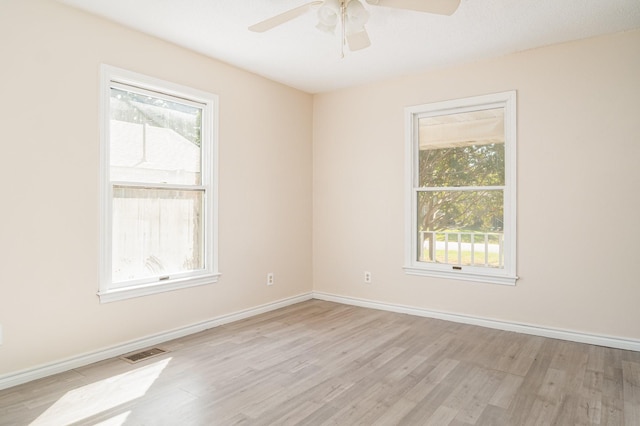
[120,347,168,363]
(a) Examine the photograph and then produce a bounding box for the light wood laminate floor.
[1,300,639,425]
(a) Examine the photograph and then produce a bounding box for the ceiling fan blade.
[249,1,323,32]
[347,29,371,51]
[365,0,460,15]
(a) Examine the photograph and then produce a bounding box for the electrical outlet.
[267,273,274,286]
[364,271,372,283]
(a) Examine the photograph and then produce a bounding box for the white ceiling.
[56,0,640,93]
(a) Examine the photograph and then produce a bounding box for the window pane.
[112,186,204,283]
[418,108,504,187]
[417,190,504,267]
[110,87,202,185]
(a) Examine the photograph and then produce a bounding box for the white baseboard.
[2,290,638,391]
[312,291,640,352]
[0,292,313,391]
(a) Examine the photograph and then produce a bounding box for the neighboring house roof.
[110,120,200,185]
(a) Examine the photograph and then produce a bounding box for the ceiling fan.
[249,0,461,55]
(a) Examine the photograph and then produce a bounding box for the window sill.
[403,266,517,286]
[98,273,221,303]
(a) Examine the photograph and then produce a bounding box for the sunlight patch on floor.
[29,358,171,425]
[94,411,131,426]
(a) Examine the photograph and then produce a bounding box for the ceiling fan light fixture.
[346,0,370,34]
[316,21,337,33]
[317,0,340,33]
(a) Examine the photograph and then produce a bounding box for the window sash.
[109,83,205,186]
[415,188,505,267]
[110,185,206,288]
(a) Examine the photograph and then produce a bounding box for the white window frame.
[404,91,517,285]
[99,65,220,303]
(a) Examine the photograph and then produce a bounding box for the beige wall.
[313,30,640,340]
[1,0,638,381]
[0,0,313,375]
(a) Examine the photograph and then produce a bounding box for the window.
[99,65,219,302]
[404,91,517,285]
